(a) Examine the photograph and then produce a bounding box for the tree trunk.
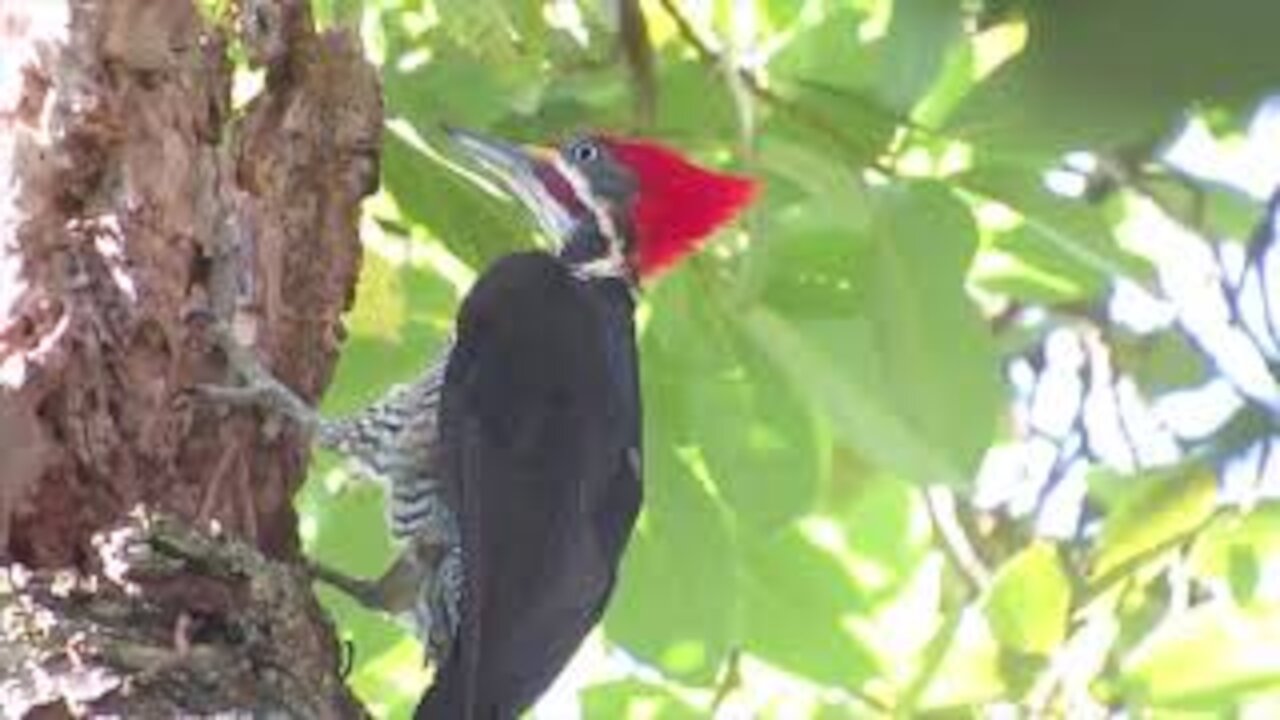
[0,0,380,715]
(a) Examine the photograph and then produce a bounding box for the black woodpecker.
[202,126,756,719]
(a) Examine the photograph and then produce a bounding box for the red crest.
[603,138,758,278]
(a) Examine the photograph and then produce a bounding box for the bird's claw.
[193,320,320,430]
[306,559,387,609]
[192,382,275,407]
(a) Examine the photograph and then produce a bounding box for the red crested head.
[604,138,758,277]
[445,125,757,283]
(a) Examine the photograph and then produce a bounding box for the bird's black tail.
[414,643,479,720]
[414,675,464,720]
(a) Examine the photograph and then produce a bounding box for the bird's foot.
[195,320,321,431]
[308,543,459,664]
[307,558,393,610]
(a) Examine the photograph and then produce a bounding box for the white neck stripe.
[551,155,630,280]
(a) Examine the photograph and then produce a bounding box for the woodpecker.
[203,126,755,718]
[416,128,755,718]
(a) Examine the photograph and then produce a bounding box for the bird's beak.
[443,125,574,243]
[443,125,555,193]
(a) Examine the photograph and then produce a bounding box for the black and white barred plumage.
[314,342,463,659]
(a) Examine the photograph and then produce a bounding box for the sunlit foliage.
[298,0,1280,716]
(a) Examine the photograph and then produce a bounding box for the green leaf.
[860,183,1002,483]
[910,29,977,129]
[383,31,546,129]
[742,310,954,485]
[1122,602,1280,708]
[582,680,702,720]
[974,229,1107,304]
[766,7,898,165]
[757,134,871,220]
[918,610,1008,709]
[342,249,409,343]
[743,184,1001,487]
[741,527,881,688]
[324,251,457,414]
[690,328,824,531]
[1188,506,1280,604]
[650,54,742,143]
[836,477,932,596]
[435,0,545,63]
[751,222,865,318]
[757,0,806,32]
[1089,465,1218,583]
[958,163,1151,296]
[984,542,1071,655]
[1141,173,1263,243]
[645,271,823,531]
[768,6,874,95]
[1120,330,1210,398]
[747,138,870,315]
[605,338,740,683]
[946,0,1280,157]
[349,636,432,720]
[873,0,963,114]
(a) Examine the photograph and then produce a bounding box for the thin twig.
[897,608,964,715]
[708,647,741,716]
[923,486,992,594]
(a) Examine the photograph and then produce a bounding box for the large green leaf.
[917,610,1008,709]
[747,135,871,313]
[646,272,824,531]
[757,0,805,32]
[582,680,702,720]
[1188,506,1280,604]
[649,54,742,144]
[959,163,1152,302]
[743,183,1001,486]
[743,310,955,484]
[604,444,738,685]
[835,477,932,598]
[752,224,864,318]
[435,0,545,64]
[768,6,874,95]
[872,0,963,114]
[1122,602,1280,708]
[323,249,457,413]
[766,6,898,165]
[383,30,546,130]
[859,183,1002,483]
[946,0,1280,156]
[1089,465,1218,584]
[605,334,740,684]
[741,527,881,689]
[983,541,1071,655]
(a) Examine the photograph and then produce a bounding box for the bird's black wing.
[416,252,642,720]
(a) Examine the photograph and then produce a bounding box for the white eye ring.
[570,141,599,163]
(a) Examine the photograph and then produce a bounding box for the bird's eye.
[569,141,599,164]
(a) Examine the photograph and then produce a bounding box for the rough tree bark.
[0,0,381,716]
